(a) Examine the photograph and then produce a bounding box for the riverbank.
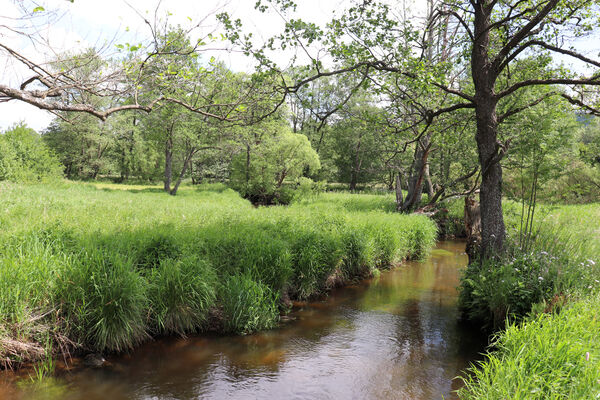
[3,241,483,400]
[0,181,437,369]
[458,202,600,399]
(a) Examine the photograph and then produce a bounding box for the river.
[4,240,486,400]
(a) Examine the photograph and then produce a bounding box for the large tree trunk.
[395,172,403,211]
[424,163,434,199]
[475,108,505,256]
[170,149,195,196]
[472,1,506,257]
[349,171,358,191]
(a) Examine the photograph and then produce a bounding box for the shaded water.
[5,241,486,400]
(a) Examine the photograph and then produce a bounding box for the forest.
[0,0,599,399]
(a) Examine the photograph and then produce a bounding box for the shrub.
[229,129,320,205]
[0,124,63,182]
[458,204,599,329]
[459,246,559,329]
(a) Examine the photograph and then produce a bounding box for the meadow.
[0,181,437,367]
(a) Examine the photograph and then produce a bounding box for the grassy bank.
[458,202,600,399]
[0,181,436,367]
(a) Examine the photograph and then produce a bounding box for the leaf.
[33,6,45,12]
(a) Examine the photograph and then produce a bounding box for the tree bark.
[395,172,403,211]
[170,149,195,196]
[424,162,434,199]
[164,132,173,193]
[472,1,506,257]
[401,140,431,212]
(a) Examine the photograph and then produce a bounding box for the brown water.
[5,241,486,400]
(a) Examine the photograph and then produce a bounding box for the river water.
[5,241,486,400]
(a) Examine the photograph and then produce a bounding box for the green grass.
[458,201,600,399]
[459,294,600,400]
[0,181,436,365]
[459,201,600,329]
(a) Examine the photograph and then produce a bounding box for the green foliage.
[459,294,600,400]
[459,202,600,329]
[0,124,62,182]
[221,274,279,334]
[230,126,320,204]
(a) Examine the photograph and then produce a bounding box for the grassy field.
[0,181,436,367]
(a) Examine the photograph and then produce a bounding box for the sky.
[1,0,382,131]
[1,0,596,132]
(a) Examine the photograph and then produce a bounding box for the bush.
[229,129,320,205]
[459,246,559,329]
[221,275,279,334]
[0,124,63,182]
[458,204,599,330]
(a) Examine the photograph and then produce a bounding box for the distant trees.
[0,124,62,182]
[230,121,320,204]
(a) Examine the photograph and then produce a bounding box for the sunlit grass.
[0,181,436,364]
[459,294,600,400]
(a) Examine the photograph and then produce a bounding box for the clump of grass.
[201,223,294,292]
[221,275,280,334]
[287,230,343,299]
[55,249,148,352]
[137,234,181,269]
[459,294,600,400]
[147,256,217,336]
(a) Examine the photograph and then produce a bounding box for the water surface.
[6,241,486,400]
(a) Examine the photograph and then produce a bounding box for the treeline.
[0,29,598,206]
[1,91,599,206]
[1,83,598,206]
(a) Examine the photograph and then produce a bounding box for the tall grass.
[0,181,436,365]
[459,201,600,329]
[458,201,600,399]
[459,294,600,400]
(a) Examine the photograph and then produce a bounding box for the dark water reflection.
[8,241,486,400]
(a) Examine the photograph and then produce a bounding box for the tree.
[0,123,63,182]
[328,100,389,190]
[230,124,320,204]
[230,0,600,257]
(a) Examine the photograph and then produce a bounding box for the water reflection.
[10,241,486,400]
